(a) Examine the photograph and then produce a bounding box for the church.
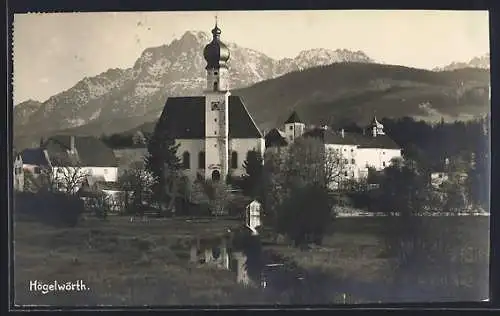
[156,22,265,183]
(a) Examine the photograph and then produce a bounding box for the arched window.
[198,151,205,169]
[182,151,190,169]
[231,151,238,169]
[213,81,218,91]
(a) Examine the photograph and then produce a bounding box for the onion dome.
[203,21,230,69]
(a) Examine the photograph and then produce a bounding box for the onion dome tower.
[203,18,230,76]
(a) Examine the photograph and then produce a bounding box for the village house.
[265,112,402,189]
[21,135,118,193]
[154,22,265,184]
[429,158,469,189]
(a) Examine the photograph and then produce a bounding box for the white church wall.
[176,139,206,182]
[229,138,265,178]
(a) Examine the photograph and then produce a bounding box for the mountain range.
[13,30,490,150]
[433,53,490,71]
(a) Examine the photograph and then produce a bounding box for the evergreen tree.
[242,149,264,199]
[144,123,181,211]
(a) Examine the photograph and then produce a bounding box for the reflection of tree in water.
[231,226,264,284]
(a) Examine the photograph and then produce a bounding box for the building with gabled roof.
[21,135,118,193]
[265,112,402,188]
[155,22,265,183]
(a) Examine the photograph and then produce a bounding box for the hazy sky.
[13,10,489,104]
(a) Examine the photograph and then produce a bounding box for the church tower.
[284,111,305,143]
[203,19,231,181]
[369,116,385,137]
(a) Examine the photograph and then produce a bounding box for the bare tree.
[51,166,91,194]
[285,137,346,189]
[23,164,90,194]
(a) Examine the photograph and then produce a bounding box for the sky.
[13,10,490,104]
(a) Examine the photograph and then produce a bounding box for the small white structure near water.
[245,200,262,235]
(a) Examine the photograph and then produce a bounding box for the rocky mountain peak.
[14,30,379,137]
[433,53,490,71]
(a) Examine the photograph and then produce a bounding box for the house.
[265,112,402,189]
[21,135,118,193]
[13,153,24,191]
[154,22,265,184]
[20,147,51,177]
[430,158,468,189]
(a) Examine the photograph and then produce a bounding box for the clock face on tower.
[211,101,220,111]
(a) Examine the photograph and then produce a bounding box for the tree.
[261,150,288,230]
[279,183,332,246]
[144,123,181,214]
[262,137,341,247]
[285,136,345,190]
[119,161,154,215]
[24,161,91,195]
[50,166,92,194]
[242,149,264,199]
[372,158,477,291]
[202,180,231,216]
[371,159,436,266]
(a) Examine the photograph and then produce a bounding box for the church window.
[382,161,386,167]
[344,171,348,177]
[214,130,217,135]
[214,118,217,122]
[211,101,220,111]
[182,151,190,169]
[198,151,205,169]
[231,151,238,169]
[213,81,218,91]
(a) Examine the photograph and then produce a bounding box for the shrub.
[14,191,84,227]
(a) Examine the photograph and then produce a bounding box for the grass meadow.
[13,212,490,306]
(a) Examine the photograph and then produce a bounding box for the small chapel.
[156,20,265,183]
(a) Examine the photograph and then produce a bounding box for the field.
[13,214,490,307]
[263,216,490,302]
[13,216,267,306]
